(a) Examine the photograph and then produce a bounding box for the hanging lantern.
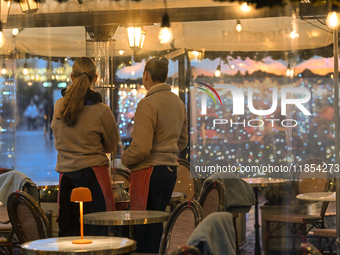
[127,27,146,54]
[1,0,11,24]
[20,0,39,14]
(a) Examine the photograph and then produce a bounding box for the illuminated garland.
[15,65,72,82]
[212,0,338,9]
[5,0,338,8]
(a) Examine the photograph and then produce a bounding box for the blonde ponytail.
[58,57,97,126]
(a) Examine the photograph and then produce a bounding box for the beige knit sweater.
[52,98,119,173]
[121,83,188,171]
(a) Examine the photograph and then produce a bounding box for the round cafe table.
[21,236,136,255]
[296,192,336,202]
[83,210,170,226]
[243,178,289,255]
[84,210,170,239]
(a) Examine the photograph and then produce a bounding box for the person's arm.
[101,107,119,153]
[121,99,157,168]
[178,107,188,152]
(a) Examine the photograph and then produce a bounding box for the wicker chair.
[169,245,202,255]
[170,159,202,212]
[197,179,225,217]
[198,179,240,255]
[313,228,336,254]
[176,159,201,199]
[263,158,334,255]
[113,167,130,190]
[7,190,52,244]
[159,200,204,255]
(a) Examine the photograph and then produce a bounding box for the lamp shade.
[1,0,11,24]
[127,26,146,53]
[20,0,39,14]
[70,187,92,202]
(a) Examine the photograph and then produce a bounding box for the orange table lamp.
[70,187,92,244]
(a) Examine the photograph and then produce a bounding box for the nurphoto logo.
[196,82,312,128]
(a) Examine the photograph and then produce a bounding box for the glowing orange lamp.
[70,187,92,244]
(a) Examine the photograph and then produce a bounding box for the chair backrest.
[159,200,204,255]
[174,159,201,200]
[113,168,130,189]
[292,157,334,217]
[197,180,225,217]
[0,168,12,174]
[169,245,202,255]
[7,190,52,244]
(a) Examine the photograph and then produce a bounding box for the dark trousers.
[58,167,109,237]
[134,165,177,253]
[27,118,36,130]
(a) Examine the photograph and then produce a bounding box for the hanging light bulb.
[23,56,29,75]
[1,59,6,75]
[286,64,291,77]
[23,63,28,75]
[0,23,5,48]
[159,12,173,44]
[236,20,242,32]
[326,10,340,30]
[240,2,251,13]
[215,67,221,77]
[12,28,19,36]
[215,58,222,77]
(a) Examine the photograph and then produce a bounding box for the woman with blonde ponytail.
[52,57,119,237]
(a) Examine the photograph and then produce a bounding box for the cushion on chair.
[313,229,336,238]
[187,212,236,255]
[263,214,322,224]
[205,172,256,212]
